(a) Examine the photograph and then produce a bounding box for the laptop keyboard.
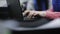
[19,18,51,28]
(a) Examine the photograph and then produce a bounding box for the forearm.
[46,11,60,19]
[39,11,60,19]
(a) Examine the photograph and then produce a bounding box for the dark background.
[12,28,60,34]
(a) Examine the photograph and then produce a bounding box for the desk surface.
[1,18,60,31]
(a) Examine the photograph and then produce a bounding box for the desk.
[0,19,59,34]
[2,18,60,31]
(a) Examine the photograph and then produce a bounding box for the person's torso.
[34,0,48,11]
[52,0,60,11]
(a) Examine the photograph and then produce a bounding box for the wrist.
[38,11,46,17]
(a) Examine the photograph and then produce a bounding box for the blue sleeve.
[34,0,48,11]
[53,0,60,11]
[34,0,38,11]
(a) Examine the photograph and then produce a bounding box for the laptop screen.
[6,0,23,21]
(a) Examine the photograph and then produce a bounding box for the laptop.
[6,0,51,28]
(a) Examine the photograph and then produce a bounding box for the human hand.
[23,10,41,19]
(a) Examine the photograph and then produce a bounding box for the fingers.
[23,10,40,19]
[23,10,34,18]
[27,12,34,19]
[27,13,39,19]
[23,10,30,16]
